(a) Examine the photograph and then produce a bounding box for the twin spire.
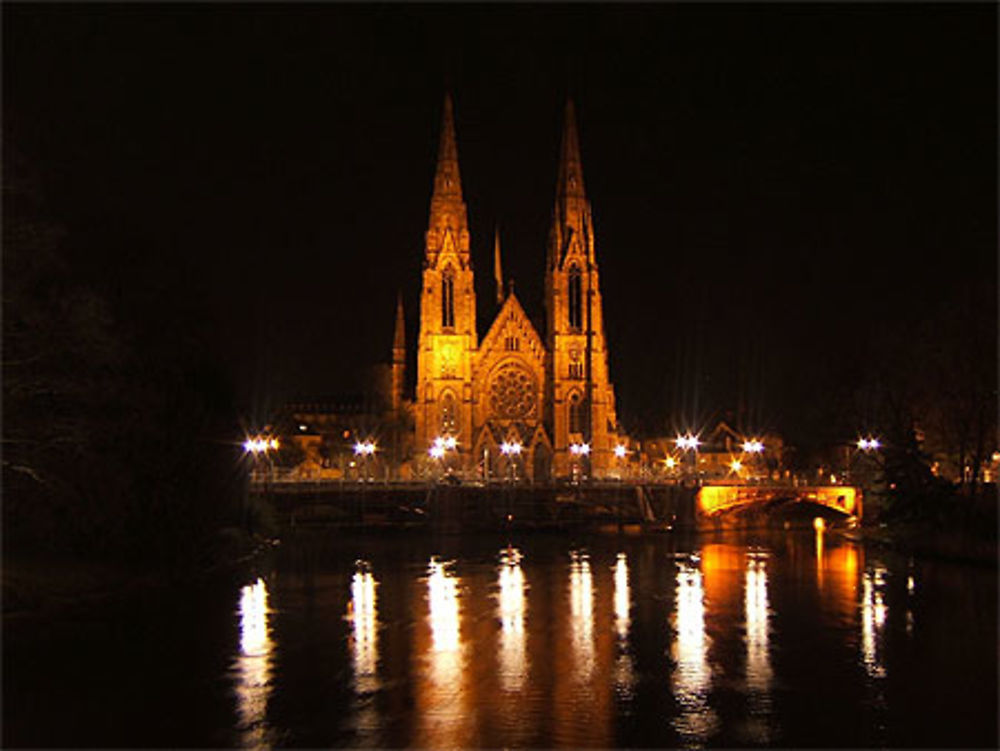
[428,92,589,281]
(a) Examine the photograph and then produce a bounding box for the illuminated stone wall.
[414,96,620,480]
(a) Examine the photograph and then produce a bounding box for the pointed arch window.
[440,391,457,435]
[569,392,585,434]
[441,268,455,328]
[568,265,582,331]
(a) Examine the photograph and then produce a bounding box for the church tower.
[545,99,620,478]
[415,94,477,468]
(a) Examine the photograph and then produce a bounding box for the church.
[388,94,623,481]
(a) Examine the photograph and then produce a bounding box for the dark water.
[5,528,998,748]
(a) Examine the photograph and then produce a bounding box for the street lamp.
[675,434,701,484]
[500,440,522,482]
[353,439,377,482]
[614,443,627,481]
[569,442,591,483]
[430,435,458,481]
[243,433,279,533]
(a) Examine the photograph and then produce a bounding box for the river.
[4,527,997,748]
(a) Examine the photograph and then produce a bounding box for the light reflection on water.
[861,565,888,680]
[744,552,774,743]
[613,553,636,697]
[416,557,468,749]
[347,565,378,692]
[213,533,994,750]
[497,546,527,693]
[672,556,718,743]
[569,550,595,683]
[235,577,274,749]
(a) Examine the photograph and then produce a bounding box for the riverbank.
[2,529,274,620]
[841,520,998,567]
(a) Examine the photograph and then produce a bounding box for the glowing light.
[665,457,677,469]
[569,550,594,680]
[497,547,527,692]
[428,559,460,653]
[861,566,888,679]
[857,437,881,452]
[500,441,522,456]
[354,440,376,456]
[676,434,701,450]
[742,439,764,454]
[443,436,458,451]
[745,556,773,694]
[729,459,743,473]
[235,578,274,747]
[813,517,826,532]
[429,445,445,460]
[348,565,379,693]
[614,553,630,639]
[614,444,627,459]
[420,558,466,748]
[672,558,717,741]
[569,442,591,456]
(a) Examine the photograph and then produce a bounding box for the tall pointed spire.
[393,291,405,356]
[426,92,470,263]
[556,98,586,201]
[432,92,463,202]
[494,224,504,305]
[548,97,594,270]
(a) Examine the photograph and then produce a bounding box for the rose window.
[489,365,537,419]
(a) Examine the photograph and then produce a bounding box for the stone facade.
[412,95,622,480]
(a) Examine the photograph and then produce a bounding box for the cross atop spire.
[556,98,586,201]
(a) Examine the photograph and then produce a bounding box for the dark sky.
[5,4,997,443]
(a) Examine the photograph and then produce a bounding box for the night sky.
[6,4,996,445]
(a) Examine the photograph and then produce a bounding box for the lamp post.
[243,434,279,534]
[569,442,591,484]
[852,436,881,486]
[353,439,377,482]
[741,438,765,483]
[500,440,522,483]
[676,434,701,486]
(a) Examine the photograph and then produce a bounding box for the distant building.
[640,421,785,482]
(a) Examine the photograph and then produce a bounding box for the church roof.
[477,291,546,366]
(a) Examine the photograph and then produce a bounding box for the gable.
[476,293,546,368]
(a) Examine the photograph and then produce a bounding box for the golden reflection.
[672,558,718,742]
[416,557,467,748]
[613,553,636,696]
[347,565,378,693]
[497,547,527,693]
[815,524,825,587]
[428,558,461,652]
[569,550,595,680]
[861,565,888,679]
[745,556,773,696]
[614,553,631,639]
[235,577,274,748]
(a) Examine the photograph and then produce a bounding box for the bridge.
[250,479,862,531]
[697,484,862,521]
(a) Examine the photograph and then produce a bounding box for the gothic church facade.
[407,95,622,480]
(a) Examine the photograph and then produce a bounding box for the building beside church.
[394,94,623,481]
